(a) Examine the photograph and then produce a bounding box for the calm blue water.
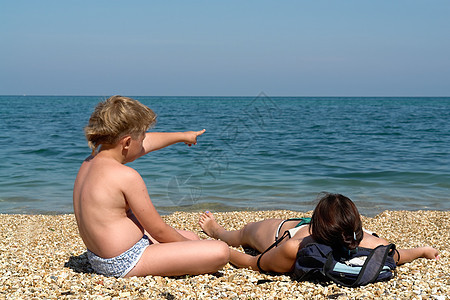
[0,95,449,216]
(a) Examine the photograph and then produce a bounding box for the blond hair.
[84,95,157,153]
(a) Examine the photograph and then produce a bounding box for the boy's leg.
[125,240,229,277]
[199,212,282,252]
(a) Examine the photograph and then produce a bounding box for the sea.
[0,95,449,217]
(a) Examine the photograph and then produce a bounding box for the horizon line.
[1,94,450,98]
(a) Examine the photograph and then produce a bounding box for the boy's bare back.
[73,153,147,259]
[73,96,162,260]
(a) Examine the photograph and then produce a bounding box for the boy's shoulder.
[105,159,141,178]
[119,164,142,181]
[84,155,142,181]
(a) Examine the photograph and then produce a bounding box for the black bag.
[292,242,397,287]
[257,229,397,287]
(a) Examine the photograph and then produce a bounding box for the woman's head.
[310,193,363,249]
[84,95,157,153]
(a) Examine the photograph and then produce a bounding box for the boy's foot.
[199,211,224,239]
[422,246,440,260]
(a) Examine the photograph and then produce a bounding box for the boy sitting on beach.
[73,96,229,278]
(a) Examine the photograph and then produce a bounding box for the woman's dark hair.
[310,193,363,249]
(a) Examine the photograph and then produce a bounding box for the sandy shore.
[0,210,449,299]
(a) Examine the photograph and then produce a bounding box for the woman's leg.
[199,211,283,252]
[125,240,230,277]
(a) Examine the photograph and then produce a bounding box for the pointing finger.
[197,129,206,136]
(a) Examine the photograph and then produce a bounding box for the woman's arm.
[142,130,205,155]
[359,231,439,265]
[396,247,439,265]
[230,239,299,273]
[229,249,258,270]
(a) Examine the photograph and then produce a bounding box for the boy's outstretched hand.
[184,129,206,147]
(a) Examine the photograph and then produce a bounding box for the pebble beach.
[1,210,449,299]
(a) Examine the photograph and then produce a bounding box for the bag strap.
[257,218,311,273]
[324,243,396,287]
[257,230,290,273]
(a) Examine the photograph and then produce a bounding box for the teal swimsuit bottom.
[275,218,311,241]
[295,217,311,227]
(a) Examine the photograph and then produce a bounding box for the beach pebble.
[0,210,448,299]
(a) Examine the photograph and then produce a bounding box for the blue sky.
[1,1,449,96]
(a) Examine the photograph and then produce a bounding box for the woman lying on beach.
[199,193,439,274]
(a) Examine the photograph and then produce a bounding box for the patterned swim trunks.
[87,235,150,277]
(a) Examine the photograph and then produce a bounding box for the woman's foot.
[199,211,225,239]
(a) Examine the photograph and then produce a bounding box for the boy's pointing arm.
[142,129,206,155]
